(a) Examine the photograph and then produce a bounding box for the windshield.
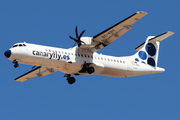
[12,44,26,48]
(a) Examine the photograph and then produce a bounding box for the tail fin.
[132,31,174,67]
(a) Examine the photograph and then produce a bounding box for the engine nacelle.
[80,37,99,48]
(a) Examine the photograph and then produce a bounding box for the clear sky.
[1,0,180,120]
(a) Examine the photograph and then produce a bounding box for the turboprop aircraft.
[4,11,174,84]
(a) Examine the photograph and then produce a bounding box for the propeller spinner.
[69,26,86,47]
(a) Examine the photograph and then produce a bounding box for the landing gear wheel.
[14,64,19,68]
[67,77,76,84]
[87,67,95,74]
[13,60,19,68]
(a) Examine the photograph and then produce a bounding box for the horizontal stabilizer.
[135,31,174,51]
[15,66,58,82]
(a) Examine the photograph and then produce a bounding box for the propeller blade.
[72,42,77,48]
[78,43,81,47]
[69,35,76,41]
[69,26,86,47]
[79,30,86,39]
[75,26,78,38]
[80,40,86,45]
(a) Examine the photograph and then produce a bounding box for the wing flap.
[135,31,174,51]
[105,26,132,44]
[14,66,58,82]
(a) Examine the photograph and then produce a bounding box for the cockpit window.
[19,44,23,47]
[12,44,18,48]
[12,44,27,48]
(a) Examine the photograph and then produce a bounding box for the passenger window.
[104,58,106,61]
[108,59,110,61]
[101,58,103,60]
[81,54,83,57]
[65,52,67,54]
[49,50,51,52]
[117,60,119,62]
[78,54,80,56]
[68,53,70,55]
[91,56,93,58]
[84,55,86,57]
[62,51,64,54]
[114,60,116,62]
[88,55,90,58]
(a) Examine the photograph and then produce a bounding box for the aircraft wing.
[135,31,174,51]
[90,11,147,52]
[14,66,58,82]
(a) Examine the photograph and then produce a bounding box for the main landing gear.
[64,67,95,85]
[13,59,19,68]
[64,74,76,85]
[79,62,95,74]
[87,67,95,74]
[64,62,95,85]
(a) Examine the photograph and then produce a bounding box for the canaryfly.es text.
[32,50,70,60]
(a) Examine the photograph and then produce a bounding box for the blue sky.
[1,0,180,120]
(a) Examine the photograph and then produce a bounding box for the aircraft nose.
[4,50,11,58]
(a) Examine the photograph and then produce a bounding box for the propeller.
[69,26,86,47]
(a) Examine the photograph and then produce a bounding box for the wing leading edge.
[90,11,147,52]
[15,66,58,82]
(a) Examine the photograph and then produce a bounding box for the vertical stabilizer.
[132,31,174,67]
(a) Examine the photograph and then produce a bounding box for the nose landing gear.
[13,60,19,68]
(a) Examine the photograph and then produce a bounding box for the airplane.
[4,11,174,84]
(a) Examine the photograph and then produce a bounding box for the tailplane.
[132,31,174,67]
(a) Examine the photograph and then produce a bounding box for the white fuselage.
[7,42,165,78]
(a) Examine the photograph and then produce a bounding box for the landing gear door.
[66,60,84,72]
